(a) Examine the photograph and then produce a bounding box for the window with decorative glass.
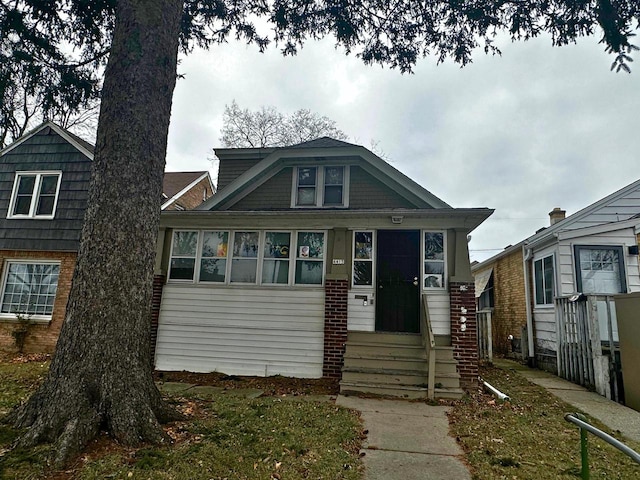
[423,232,445,288]
[0,262,60,317]
[353,231,373,286]
[8,171,62,219]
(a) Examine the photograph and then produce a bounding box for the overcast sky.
[164,33,639,263]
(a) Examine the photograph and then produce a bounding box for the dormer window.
[292,166,349,207]
[8,171,62,219]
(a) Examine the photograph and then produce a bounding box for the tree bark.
[7,0,184,465]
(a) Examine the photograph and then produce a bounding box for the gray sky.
[165,33,639,263]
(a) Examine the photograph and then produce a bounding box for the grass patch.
[449,363,640,479]
[0,358,363,479]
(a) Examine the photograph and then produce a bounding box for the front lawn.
[0,357,363,479]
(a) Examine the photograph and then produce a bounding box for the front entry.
[375,230,420,333]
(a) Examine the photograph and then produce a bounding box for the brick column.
[450,281,478,390]
[323,279,349,379]
[150,274,165,366]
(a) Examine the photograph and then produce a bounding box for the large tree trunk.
[7,0,184,465]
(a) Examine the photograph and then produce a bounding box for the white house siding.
[426,291,450,336]
[532,245,559,352]
[347,289,375,331]
[155,285,325,378]
[562,184,640,231]
[346,290,451,335]
[557,229,640,296]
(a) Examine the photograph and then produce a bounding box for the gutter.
[522,243,535,366]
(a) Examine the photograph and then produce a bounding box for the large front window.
[534,255,555,306]
[0,262,60,317]
[574,246,626,294]
[168,230,325,286]
[293,166,348,207]
[8,171,62,219]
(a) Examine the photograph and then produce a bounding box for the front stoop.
[339,332,464,399]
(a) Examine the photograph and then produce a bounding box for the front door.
[375,230,420,333]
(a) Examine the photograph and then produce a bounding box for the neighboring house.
[0,122,215,354]
[162,171,215,211]
[473,181,640,390]
[152,138,493,398]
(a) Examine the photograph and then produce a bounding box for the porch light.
[391,215,403,224]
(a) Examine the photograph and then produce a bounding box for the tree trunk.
[7,0,184,465]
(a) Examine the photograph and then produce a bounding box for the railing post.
[580,422,590,480]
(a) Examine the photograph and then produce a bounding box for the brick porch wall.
[450,281,478,390]
[323,279,348,378]
[0,250,77,354]
[150,274,165,365]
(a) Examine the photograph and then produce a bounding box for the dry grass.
[449,363,640,479]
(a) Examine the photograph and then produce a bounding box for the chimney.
[549,207,566,225]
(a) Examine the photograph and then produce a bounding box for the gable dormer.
[201,138,449,212]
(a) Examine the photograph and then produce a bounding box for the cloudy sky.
[164,32,639,263]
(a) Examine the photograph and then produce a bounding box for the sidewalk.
[336,396,471,480]
[495,358,640,443]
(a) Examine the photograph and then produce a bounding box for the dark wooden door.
[375,230,420,333]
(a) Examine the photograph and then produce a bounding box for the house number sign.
[332,259,345,265]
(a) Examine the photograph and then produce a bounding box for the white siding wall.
[557,228,640,296]
[532,245,558,351]
[427,291,450,336]
[155,285,325,378]
[347,289,375,331]
[563,184,640,231]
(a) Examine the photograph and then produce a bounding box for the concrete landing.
[337,396,471,480]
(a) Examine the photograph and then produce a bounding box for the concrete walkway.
[496,359,640,443]
[336,396,471,480]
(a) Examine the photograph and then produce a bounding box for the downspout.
[522,244,535,367]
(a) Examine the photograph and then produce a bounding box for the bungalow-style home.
[473,180,640,399]
[152,138,493,398]
[0,122,214,353]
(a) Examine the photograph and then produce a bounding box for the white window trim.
[0,259,61,323]
[352,230,375,288]
[167,229,327,287]
[533,254,555,308]
[7,171,63,220]
[422,230,447,291]
[290,166,350,208]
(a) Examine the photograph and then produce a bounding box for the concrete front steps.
[340,331,464,400]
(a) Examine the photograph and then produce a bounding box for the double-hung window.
[8,171,62,219]
[293,166,348,207]
[534,255,555,306]
[168,230,325,286]
[0,261,60,318]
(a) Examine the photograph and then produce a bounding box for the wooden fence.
[477,309,493,362]
[555,295,621,402]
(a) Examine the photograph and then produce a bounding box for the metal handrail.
[421,294,436,399]
[565,413,640,479]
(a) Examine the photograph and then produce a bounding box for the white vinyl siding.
[155,286,324,378]
[347,290,375,331]
[425,291,451,336]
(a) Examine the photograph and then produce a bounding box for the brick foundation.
[150,274,165,365]
[323,279,348,378]
[0,250,77,354]
[450,281,478,390]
